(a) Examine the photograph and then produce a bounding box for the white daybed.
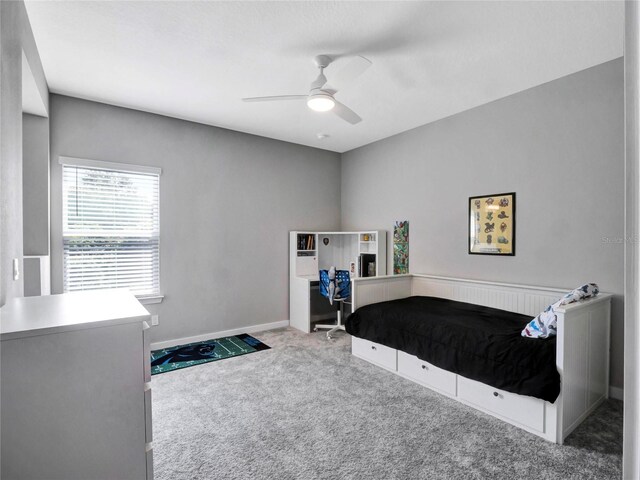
[349,274,612,444]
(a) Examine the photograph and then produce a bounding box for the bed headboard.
[350,274,412,312]
[352,274,604,317]
[411,275,566,317]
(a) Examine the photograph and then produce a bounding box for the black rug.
[150,333,270,375]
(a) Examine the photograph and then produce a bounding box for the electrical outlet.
[13,259,19,281]
[151,315,159,326]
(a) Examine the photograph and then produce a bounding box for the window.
[61,157,161,298]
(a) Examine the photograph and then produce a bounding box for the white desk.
[289,230,387,333]
[1,290,154,480]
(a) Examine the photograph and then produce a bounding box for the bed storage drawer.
[457,376,545,432]
[397,351,456,396]
[352,337,397,371]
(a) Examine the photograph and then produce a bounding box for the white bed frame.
[350,274,612,444]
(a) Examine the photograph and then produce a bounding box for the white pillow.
[521,283,599,338]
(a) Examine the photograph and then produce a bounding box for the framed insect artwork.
[469,192,515,256]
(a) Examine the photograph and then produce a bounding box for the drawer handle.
[421,365,429,370]
[371,346,377,351]
[493,392,499,397]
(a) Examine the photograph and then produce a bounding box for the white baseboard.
[150,319,289,350]
[610,385,624,401]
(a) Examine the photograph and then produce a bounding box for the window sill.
[136,295,164,305]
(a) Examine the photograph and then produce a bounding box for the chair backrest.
[319,269,351,300]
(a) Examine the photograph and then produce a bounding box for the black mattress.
[345,296,560,403]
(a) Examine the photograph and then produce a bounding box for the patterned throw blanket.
[522,283,599,338]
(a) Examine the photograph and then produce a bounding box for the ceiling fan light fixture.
[307,94,335,112]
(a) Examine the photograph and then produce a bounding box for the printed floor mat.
[151,333,270,375]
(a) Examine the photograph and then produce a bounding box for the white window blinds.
[62,160,160,296]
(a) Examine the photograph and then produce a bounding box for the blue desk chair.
[315,267,351,339]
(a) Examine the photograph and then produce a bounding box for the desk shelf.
[296,233,316,251]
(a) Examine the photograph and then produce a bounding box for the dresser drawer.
[457,376,545,432]
[352,337,397,371]
[397,351,456,396]
[145,445,154,480]
[144,385,153,443]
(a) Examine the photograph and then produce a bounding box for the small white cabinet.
[0,290,153,480]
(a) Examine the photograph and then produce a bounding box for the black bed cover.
[345,296,560,403]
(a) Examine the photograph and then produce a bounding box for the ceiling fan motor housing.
[313,55,333,69]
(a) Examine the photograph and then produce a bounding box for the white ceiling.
[24,1,623,153]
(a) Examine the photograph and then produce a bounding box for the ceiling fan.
[242,54,371,125]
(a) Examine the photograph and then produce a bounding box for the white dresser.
[0,290,153,480]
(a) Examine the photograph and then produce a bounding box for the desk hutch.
[289,230,387,333]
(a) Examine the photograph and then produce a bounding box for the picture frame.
[393,221,409,274]
[469,192,515,256]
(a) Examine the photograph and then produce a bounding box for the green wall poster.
[393,221,409,274]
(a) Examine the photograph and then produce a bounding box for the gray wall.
[23,113,50,256]
[0,0,48,306]
[341,58,625,389]
[1,1,25,305]
[49,94,341,343]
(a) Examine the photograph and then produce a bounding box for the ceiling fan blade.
[242,95,307,102]
[328,55,372,92]
[333,101,362,125]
